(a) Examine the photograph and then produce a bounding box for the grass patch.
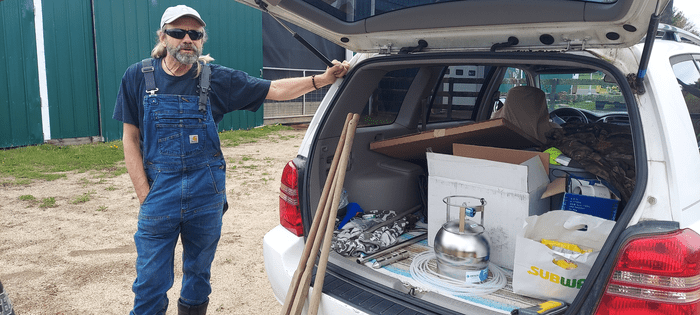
[218,124,292,147]
[0,141,125,183]
[0,125,289,185]
[39,197,57,208]
[71,191,95,204]
[19,194,36,201]
[105,185,118,191]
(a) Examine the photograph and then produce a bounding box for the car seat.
[490,86,560,143]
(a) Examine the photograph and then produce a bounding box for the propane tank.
[433,196,490,283]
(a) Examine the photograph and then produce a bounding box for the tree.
[672,7,699,36]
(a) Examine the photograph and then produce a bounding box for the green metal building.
[1,0,264,148]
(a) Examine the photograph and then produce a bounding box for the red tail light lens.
[279,160,303,236]
[595,228,700,315]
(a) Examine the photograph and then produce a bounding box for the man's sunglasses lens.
[165,29,203,40]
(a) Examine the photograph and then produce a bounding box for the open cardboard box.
[370,118,544,160]
[427,143,551,269]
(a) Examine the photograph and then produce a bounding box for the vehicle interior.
[307,53,635,213]
[302,53,638,311]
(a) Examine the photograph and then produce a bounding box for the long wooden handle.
[280,113,353,315]
[308,113,360,315]
[289,167,340,315]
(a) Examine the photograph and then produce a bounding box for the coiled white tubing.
[409,250,510,296]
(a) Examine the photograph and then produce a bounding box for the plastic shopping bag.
[512,210,615,303]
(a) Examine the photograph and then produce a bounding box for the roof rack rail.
[644,23,700,46]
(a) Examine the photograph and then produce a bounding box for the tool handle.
[293,33,335,68]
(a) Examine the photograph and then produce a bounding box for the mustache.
[179,43,195,50]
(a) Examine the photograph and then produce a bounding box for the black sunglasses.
[164,28,204,40]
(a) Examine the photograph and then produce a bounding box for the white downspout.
[33,0,50,141]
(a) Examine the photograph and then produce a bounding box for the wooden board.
[369,118,543,160]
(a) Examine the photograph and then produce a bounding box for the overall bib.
[131,60,225,315]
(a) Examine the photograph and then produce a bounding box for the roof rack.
[648,23,700,46]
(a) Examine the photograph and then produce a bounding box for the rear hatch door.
[235,0,671,52]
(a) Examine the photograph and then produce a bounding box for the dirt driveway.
[0,128,307,314]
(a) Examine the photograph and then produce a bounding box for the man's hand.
[318,59,350,85]
[266,59,351,101]
[122,123,150,204]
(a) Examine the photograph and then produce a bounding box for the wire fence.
[263,67,330,120]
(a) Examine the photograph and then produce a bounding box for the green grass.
[19,194,36,201]
[218,124,292,147]
[0,141,126,184]
[39,197,57,208]
[0,125,293,185]
[71,191,95,204]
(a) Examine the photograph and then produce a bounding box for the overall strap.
[141,58,158,95]
[198,63,212,112]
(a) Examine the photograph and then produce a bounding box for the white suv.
[236,0,700,314]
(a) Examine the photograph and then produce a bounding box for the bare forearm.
[267,75,326,101]
[266,60,349,101]
[122,123,149,204]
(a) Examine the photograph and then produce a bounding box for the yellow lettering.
[550,273,560,284]
[528,266,539,276]
[539,269,550,280]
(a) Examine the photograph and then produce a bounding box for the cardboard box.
[370,118,543,160]
[427,144,551,270]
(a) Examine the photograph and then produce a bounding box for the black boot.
[0,281,16,315]
[178,299,208,315]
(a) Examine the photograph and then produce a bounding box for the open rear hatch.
[236,0,670,53]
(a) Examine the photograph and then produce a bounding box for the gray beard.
[166,43,200,65]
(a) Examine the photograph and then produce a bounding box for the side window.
[671,55,700,146]
[427,65,491,123]
[358,68,419,127]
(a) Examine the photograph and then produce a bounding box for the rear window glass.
[427,65,491,123]
[303,0,616,22]
[358,68,419,127]
[671,56,700,146]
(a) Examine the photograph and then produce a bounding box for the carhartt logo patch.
[189,135,199,144]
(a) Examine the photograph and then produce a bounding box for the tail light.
[279,160,303,236]
[595,228,700,315]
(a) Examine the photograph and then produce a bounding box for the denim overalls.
[131,59,225,315]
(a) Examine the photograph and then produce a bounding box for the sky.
[673,0,700,31]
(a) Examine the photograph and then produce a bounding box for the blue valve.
[464,206,476,217]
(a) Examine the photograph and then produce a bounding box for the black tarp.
[262,14,345,78]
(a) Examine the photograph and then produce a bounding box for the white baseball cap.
[160,5,206,29]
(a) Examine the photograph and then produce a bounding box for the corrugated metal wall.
[0,0,43,148]
[1,0,264,147]
[42,0,100,140]
[93,0,169,142]
[195,1,264,132]
[95,0,264,141]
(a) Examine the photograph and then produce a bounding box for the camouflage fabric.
[331,209,418,257]
[546,122,636,202]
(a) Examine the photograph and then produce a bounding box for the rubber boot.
[178,299,208,315]
[0,281,16,315]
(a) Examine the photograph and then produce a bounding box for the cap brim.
[162,14,206,28]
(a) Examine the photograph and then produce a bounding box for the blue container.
[561,193,619,220]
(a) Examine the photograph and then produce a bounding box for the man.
[112,5,348,315]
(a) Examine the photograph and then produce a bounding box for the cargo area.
[303,54,638,313]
